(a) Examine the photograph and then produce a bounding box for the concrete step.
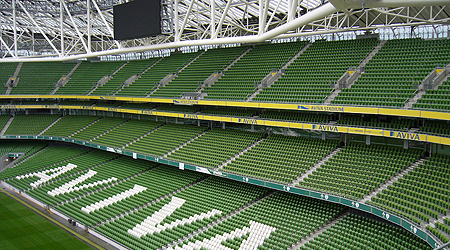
[166,130,208,156]
[69,117,102,138]
[216,136,266,170]
[291,147,342,186]
[360,157,426,203]
[38,116,62,136]
[0,116,14,136]
[290,211,349,249]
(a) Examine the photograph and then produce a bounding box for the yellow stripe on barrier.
[2,94,450,121]
[263,120,278,127]
[364,128,384,137]
[200,115,213,121]
[220,116,232,122]
[259,103,297,110]
[426,135,441,144]
[343,106,379,114]
[3,104,450,147]
[289,122,303,129]
[348,127,365,134]
[440,137,450,146]
[227,101,259,108]
[277,121,290,128]
[302,124,313,130]
[421,110,450,121]
[378,108,421,118]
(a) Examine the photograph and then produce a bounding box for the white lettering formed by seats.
[170,220,276,250]
[16,163,77,188]
[128,196,222,238]
[81,184,147,214]
[47,170,117,197]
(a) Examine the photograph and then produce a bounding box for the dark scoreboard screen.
[113,0,161,41]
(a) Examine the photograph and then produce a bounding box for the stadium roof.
[0,0,449,61]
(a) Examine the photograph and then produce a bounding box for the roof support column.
[213,0,232,39]
[61,0,88,53]
[290,0,299,22]
[60,0,64,57]
[12,0,17,57]
[211,0,215,39]
[259,0,267,36]
[87,0,91,53]
[177,0,194,42]
[174,0,179,42]
[91,0,121,48]
[17,0,61,57]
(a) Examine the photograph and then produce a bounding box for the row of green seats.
[415,79,450,111]
[4,114,60,135]
[337,115,415,131]
[204,41,308,100]
[199,106,257,117]
[370,154,450,224]
[167,128,264,169]
[175,191,345,250]
[125,124,207,157]
[30,156,150,210]
[92,120,163,148]
[151,46,248,98]
[301,213,431,250]
[334,38,450,107]
[117,52,201,97]
[98,176,267,249]
[11,62,76,95]
[427,225,449,244]
[155,104,199,113]
[119,102,158,110]
[57,164,205,226]
[298,143,422,200]
[1,146,88,183]
[0,62,18,94]
[259,110,331,123]
[26,150,120,205]
[56,61,125,95]
[223,134,339,184]
[255,38,378,103]
[43,115,101,137]
[419,119,450,138]
[0,140,47,165]
[91,59,158,96]
[70,117,128,141]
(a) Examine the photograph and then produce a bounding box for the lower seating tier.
[0,140,440,249]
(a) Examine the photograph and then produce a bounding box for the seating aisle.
[298,143,422,200]
[223,134,338,184]
[300,213,431,250]
[333,38,450,107]
[255,38,378,103]
[203,42,308,100]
